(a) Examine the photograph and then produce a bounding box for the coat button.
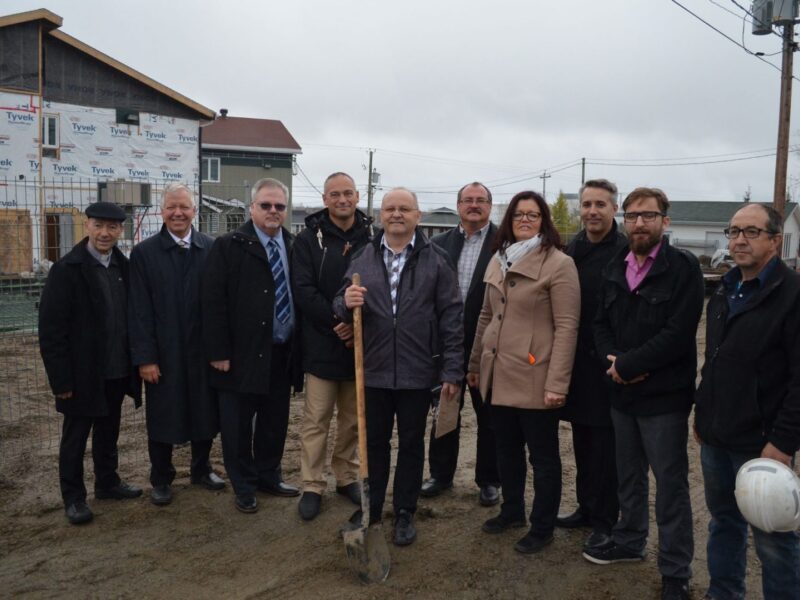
[258,353,263,358]
[500,297,505,304]
[497,314,502,321]
[491,348,496,354]
[509,280,516,287]
[264,289,268,293]
[261,321,266,326]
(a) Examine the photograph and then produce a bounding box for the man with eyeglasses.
[694,203,800,600]
[420,181,501,508]
[586,188,704,600]
[202,178,303,513]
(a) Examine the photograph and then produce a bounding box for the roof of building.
[419,206,460,227]
[202,116,302,154]
[0,9,215,120]
[666,201,798,225]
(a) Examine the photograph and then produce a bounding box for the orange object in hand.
[528,353,536,365]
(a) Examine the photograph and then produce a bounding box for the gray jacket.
[333,229,464,390]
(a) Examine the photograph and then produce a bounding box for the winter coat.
[695,259,800,455]
[38,238,141,416]
[430,223,497,365]
[291,208,371,380]
[561,222,628,426]
[128,225,218,443]
[333,228,464,390]
[468,245,580,409]
[593,237,704,416]
[201,221,303,395]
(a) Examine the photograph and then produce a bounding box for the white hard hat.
[735,458,800,533]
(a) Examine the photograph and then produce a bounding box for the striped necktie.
[268,238,291,324]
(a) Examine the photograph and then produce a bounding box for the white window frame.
[783,231,793,259]
[42,114,59,148]
[202,157,220,183]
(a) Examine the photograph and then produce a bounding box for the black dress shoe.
[420,478,452,498]
[584,531,611,549]
[150,485,172,506]
[259,480,300,497]
[235,494,258,513]
[298,492,322,521]
[393,509,416,546]
[191,472,226,491]
[661,577,690,600]
[336,482,361,506]
[514,531,554,554]
[479,484,500,507]
[482,513,527,534]
[555,510,591,529]
[65,501,93,525]
[95,481,143,500]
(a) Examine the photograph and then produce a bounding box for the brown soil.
[0,317,768,599]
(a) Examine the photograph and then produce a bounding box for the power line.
[588,151,777,167]
[294,161,322,194]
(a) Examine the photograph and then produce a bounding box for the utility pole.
[581,157,586,185]
[539,170,552,201]
[773,20,795,217]
[366,149,375,221]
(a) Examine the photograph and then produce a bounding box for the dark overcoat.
[38,238,141,417]
[560,222,627,426]
[128,225,218,443]
[201,221,303,395]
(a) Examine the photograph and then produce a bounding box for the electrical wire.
[294,161,322,194]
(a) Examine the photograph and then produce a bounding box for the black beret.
[85,202,126,222]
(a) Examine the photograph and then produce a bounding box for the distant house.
[200,112,301,235]
[665,201,799,266]
[0,9,215,272]
[419,206,459,238]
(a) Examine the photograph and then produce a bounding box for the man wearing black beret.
[39,201,143,525]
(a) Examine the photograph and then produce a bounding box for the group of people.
[38,173,799,600]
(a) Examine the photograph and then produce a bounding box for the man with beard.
[585,188,704,600]
[129,183,224,506]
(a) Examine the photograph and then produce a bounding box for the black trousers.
[147,439,213,486]
[491,404,561,537]
[218,345,291,496]
[365,387,430,523]
[427,382,500,487]
[58,378,127,506]
[570,422,619,534]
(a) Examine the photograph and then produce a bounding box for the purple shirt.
[624,239,663,291]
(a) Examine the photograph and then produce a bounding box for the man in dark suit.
[39,202,142,525]
[201,178,302,513]
[129,183,224,507]
[420,181,501,507]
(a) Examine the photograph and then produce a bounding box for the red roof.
[202,116,301,154]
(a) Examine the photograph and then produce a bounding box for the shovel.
[343,273,391,584]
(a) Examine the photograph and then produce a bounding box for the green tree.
[550,191,579,238]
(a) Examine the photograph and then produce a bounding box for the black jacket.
[201,221,303,395]
[562,222,628,426]
[430,223,497,365]
[594,237,704,416]
[695,259,800,455]
[128,226,218,443]
[291,208,371,380]
[333,228,464,390]
[38,238,141,417]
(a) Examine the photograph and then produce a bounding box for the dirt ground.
[0,317,769,600]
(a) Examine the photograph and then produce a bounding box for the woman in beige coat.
[467,190,580,554]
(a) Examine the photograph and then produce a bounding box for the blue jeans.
[701,444,800,600]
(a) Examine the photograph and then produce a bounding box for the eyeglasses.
[623,211,664,223]
[458,198,491,205]
[256,202,287,212]
[511,211,541,222]
[723,226,775,239]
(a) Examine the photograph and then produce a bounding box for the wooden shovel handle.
[352,273,369,478]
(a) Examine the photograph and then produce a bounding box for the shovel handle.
[352,273,369,478]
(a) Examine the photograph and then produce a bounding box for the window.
[783,232,793,259]
[201,157,220,182]
[116,108,140,125]
[42,114,59,147]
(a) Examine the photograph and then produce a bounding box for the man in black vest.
[129,183,224,507]
[558,179,626,549]
[420,181,501,507]
[39,202,142,525]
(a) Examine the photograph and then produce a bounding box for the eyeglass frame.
[622,211,666,223]
[723,226,778,240]
[255,202,287,212]
[511,211,542,222]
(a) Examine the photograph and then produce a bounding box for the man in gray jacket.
[334,187,464,547]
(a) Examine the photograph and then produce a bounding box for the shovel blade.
[343,523,391,584]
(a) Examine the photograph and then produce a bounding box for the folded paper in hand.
[434,392,459,439]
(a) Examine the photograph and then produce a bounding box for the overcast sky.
[5,0,800,209]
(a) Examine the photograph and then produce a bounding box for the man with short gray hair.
[129,183,224,507]
[202,178,303,514]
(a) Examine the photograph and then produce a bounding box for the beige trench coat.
[468,245,580,410]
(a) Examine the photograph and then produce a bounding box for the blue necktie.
[268,239,290,324]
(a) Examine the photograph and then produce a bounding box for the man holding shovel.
[334,187,464,546]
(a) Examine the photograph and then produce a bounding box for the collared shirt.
[381,233,416,315]
[624,239,663,292]
[167,228,192,249]
[254,226,295,343]
[457,222,490,303]
[722,255,779,318]
[86,241,112,268]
